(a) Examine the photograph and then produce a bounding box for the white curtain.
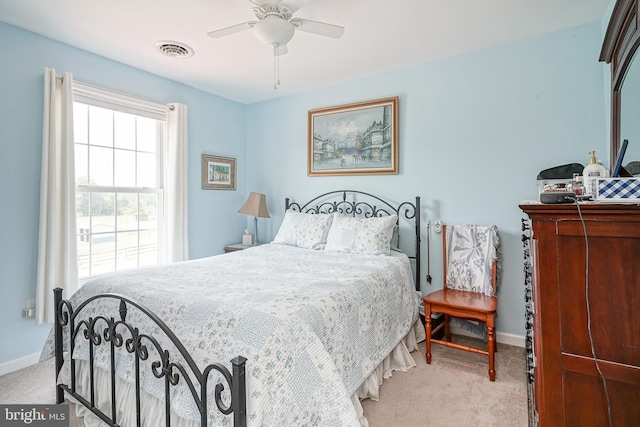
[36,68,78,324]
[162,103,189,263]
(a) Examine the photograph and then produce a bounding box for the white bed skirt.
[351,318,425,427]
[59,319,425,427]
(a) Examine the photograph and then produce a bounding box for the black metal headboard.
[285,190,421,291]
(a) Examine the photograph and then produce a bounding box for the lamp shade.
[238,192,270,218]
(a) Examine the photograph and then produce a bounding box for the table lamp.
[238,192,270,244]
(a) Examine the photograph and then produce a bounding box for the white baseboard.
[450,324,525,348]
[495,331,525,348]
[0,352,40,376]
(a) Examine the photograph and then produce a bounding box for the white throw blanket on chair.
[445,224,500,336]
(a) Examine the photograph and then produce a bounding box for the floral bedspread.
[41,243,419,426]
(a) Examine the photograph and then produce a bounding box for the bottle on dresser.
[570,173,584,196]
[582,151,606,198]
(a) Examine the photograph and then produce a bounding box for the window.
[73,84,168,278]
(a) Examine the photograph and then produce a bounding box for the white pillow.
[324,213,398,255]
[271,210,334,250]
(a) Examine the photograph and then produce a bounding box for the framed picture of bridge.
[307,96,399,176]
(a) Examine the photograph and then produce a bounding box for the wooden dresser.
[520,202,640,426]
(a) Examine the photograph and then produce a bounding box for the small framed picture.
[201,154,236,190]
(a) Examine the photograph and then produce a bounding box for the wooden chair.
[423,224,499,381]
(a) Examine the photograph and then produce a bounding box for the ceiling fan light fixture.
[253,15,295,46]
[206,1,344,90]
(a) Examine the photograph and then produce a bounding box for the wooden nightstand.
[224,243,261,253]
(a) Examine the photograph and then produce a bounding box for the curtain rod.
[55,75,175,111]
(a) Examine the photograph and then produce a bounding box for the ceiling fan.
[207,0,345,88]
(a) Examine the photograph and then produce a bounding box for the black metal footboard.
[53,287,247,427]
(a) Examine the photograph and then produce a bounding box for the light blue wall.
[0,17,610,364]
[0,21,247,364]
[246,21,608,338]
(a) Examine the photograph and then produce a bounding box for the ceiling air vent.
[155,41,194,59]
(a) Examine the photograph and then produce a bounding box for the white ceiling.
[0,0,610,104]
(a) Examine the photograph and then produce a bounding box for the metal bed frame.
[53,190,421,427]
[53,288,247,427]
[286,190,421,290]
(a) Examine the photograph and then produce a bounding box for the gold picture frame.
[308,96,399,176]
[201,154,236,190]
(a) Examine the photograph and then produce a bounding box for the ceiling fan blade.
[291,18,344,39]
[207,21,256,39]
[281,0,313,14]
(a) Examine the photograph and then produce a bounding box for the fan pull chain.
[277,51,281,86]
[273,50,277,89]
[272,44,283,90]
[272,45,278,90]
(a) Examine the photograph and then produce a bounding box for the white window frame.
[73,82,170,278]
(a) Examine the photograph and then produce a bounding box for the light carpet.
[0,336,528,426]
[361,338,528,426]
